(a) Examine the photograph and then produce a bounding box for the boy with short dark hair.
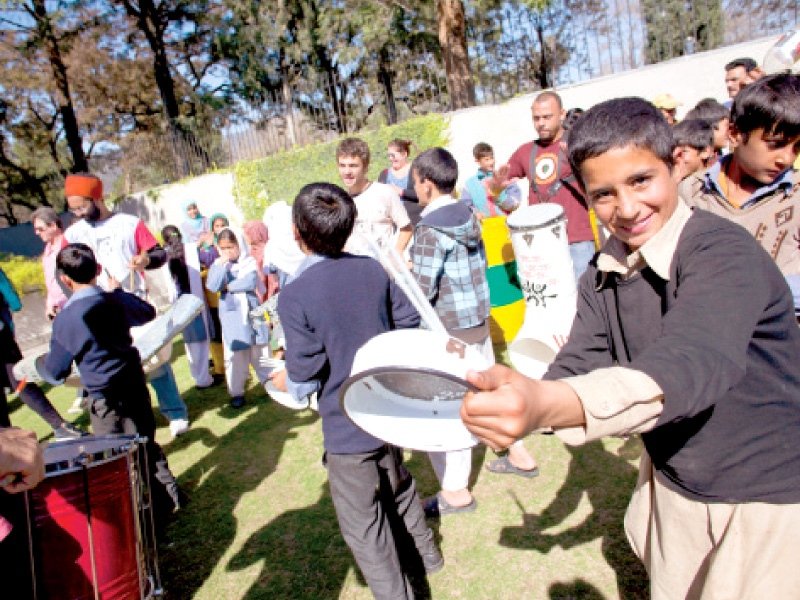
[411,148,538,516]
[684,97,730,157]
[671,118,714,180]
[461,97,800,599]
[274,182,442,599]
[459,142,520,219]
[681,74,800,282]
[40,243,184,522]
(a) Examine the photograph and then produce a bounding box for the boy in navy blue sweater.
[272,182,442,599]
[40,243,183,522]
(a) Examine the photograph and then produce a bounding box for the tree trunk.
[534,17,551,90]
[279,50,297,148]
[436,0,476,110]
[379,47,398,125]
[31,0,88,173]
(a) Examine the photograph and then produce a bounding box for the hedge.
[233,114,451,220]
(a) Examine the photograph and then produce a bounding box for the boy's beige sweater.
[680,168,800,276]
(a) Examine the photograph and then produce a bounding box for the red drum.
[25,435,161,600]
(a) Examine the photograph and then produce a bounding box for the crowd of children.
[4,58,800,600]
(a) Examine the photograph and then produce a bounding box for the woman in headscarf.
[243,220,279,303]
[179,198,210,246]
[161,224,213,390]
[201,212,230,375]
[206,227,272,408]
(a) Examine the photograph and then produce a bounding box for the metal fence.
[125,0,798,193]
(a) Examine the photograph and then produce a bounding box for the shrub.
[0,252,45,294]
[233,114,450,220]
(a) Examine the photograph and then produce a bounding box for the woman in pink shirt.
[32,207,68,320]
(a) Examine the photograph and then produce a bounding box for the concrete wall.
[447,36,778,186]
[114,171,245,234]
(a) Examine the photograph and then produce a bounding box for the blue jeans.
[148,363,188,421]
[569,240,596,284]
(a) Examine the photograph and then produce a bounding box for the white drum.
[339,329,488,452]
[506,204,576,308]
[507,204,578,379]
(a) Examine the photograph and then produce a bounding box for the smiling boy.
[461,97,800,599]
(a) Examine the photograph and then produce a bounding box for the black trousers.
[88,371,180,520]
[326,446,436,600]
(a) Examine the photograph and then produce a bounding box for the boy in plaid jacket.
[410,148,491,518]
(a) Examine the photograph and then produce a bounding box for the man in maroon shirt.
[490,91,595,280]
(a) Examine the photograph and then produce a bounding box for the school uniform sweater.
[545,209,800,504]
[278,253,420,454]
[42,286,155,396]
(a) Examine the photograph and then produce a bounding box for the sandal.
[423,492,477,518]
[485,455,540,478]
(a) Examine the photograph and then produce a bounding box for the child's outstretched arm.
[460,365,585,451]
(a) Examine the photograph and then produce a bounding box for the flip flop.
[423,492,477,518]
[485,455,540,478]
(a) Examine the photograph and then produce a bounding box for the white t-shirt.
[65,214,158,295]
[346,181,410,256]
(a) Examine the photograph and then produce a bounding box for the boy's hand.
[128,252,150,272]
[0,428,45,494]
[460,365,541,451]
[107,274,122,290]
[389,183,403,196]
[269,369,288,392]
[487,164,513,195]
[460,366,586,451]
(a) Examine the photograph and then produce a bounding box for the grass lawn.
[10,340,649,600]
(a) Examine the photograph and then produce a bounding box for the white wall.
[119,35,779,222]
[114,171,244,233]
[447,35,778,188]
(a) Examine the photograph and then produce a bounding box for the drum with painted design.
[506,204,577,378]
[480,216,525,344]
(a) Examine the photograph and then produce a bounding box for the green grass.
[11,339,649,600]
[0,252,45,294]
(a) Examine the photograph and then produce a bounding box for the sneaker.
[169,419,190,437]
[53,422,85,441]
[67,395,89,415]
[230,396,245,409]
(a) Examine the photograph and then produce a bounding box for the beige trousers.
[625,452,800,600]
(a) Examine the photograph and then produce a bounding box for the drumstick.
[15,377,27,394]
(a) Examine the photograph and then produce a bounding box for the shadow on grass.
[227,482,355,600]
[500,440,649,600]
[157,398,319,599]
[550,578,607,599]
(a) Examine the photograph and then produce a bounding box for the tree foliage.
[641,0,723,64]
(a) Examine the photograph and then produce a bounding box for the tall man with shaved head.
[483,91,594,481]
[489,91,595,281]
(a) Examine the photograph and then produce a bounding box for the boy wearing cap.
[652,93,682,124]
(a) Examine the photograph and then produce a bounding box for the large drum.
[506,204,578,378]
[25,435,161,600]
[481,216,525,344]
